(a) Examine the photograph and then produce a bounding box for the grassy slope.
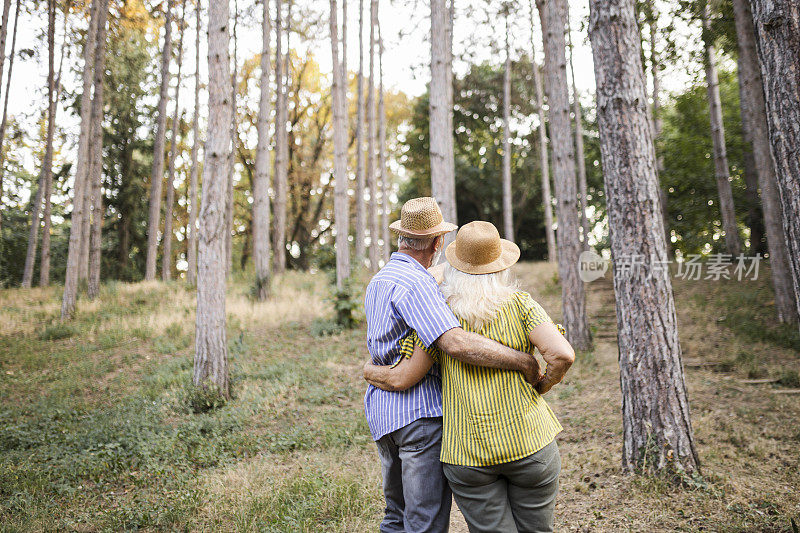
[0,263,798,532]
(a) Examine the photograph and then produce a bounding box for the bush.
[38,323,78,341]
[332,278,360,329]
[184,381,228,414]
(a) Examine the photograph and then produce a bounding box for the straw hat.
[389,197,458,238]
[445,221,520,275]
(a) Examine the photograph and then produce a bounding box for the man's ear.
[433,236,443,252]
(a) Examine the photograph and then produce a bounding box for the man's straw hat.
[389,197,458,238]
[445,221,520,275]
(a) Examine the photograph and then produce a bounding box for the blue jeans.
[375,416,452,533]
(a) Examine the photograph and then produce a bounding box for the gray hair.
[440,265,517,330]
[397,235,436,250]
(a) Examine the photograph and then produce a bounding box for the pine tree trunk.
[354,0,367,265]
[733,0,797,324]
[588,0,699,474]
[567,20,589,250]
[0,0,20,235]
[429,0,457,250]
[21,170,45,289]
[367,0,378,271]
[331,0,351,287]
[187,0,202,286]
[0,0,9,236]
[749,0,800,328]
[536,0,592,350]
[87,0,109,300]
[441,0,456,250]
[701,3,742,258]
[145,0,175,280]
[529,2,556,262]
[379,23,390,264]
[502,17,513,241]
[226,0,238,277]
[272,0,288,274]
[61,0,100,319]
[194,0,231,399]
[253,0,273,299]
[163,0,187,282]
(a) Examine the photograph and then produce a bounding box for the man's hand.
[521,357,545,386]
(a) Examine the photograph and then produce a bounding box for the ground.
[0,262,798,532]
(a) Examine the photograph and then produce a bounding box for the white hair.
[440,264,517,331]
[398,235,437,250]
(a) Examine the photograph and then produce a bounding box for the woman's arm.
[363,344,435,392]
[529,322,575,395]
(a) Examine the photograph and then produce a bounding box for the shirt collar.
[391,252,433,277]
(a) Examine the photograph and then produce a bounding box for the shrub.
[38,323,78,341]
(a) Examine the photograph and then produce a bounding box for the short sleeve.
[393,331,440,367]
[394,277,460,348]
[517,292,553,332]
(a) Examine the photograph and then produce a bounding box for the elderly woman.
[364,221,575,533]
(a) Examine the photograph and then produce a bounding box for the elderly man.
[364,198,542,533]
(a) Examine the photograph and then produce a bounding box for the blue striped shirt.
[364,252,461,440]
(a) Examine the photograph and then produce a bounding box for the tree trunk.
[536,0,592,350]
[566,19,589,250]
[226,0,238,277]
[379,21,390,264]
[272,0,288,274]
[367,0,378,271]
[0,0,8,237]
[588,0,699,474]
[701,3,742,258]
[354,0,366,266]
[145,0,175,280]
[187,0,202,286]
[194,0,231,399]
[502,15,513,241]
[253,0,273,298]
[163,0,187,282]
[429,0,457,251]
[529,1,556,262]
[87,0,109,300]
[0,0,20,235]
[331,0,351,287]
[61,0,100,319]
[733,0,797,324]
[749,0,800,328]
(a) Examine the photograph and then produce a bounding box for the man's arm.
[363,344,435,392]
[435,328,543,385]
[528,322,575,394]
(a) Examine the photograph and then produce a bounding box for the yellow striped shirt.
[400,291,563,467]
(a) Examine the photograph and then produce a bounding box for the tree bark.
[0,0,9,236]
[367,0,378,271]
[87,0,109,300]
[187,0,202,286]
[566,18,589,250]
[749,0,800,329]
[733,0,797,324]
[194,0,231,399]
[536,0,592,350]
[253,0,273,298]
[226,0,239,277]
[529,1,556,262]
[0,0,20,234]
[379,21,390,264]
[429,0,457,251]
[502,14,513,241]
[352,0,367,266]
[701,3,742,258]
[62,0,100,319]
[588,0,699,474]
[163,0,187,282]
[272,0,288,274]
[145,0,175,280]
[331,0,351,287]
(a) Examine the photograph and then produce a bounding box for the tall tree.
[87,0,110,300]
[749,0,800,329]
[354,0,366,266]
[536,0,592,350]
[163,0,187,281]
[501,10,513,240]
[701,1,742,257]
[194,0,231,398]
[0,0,20,223]
[226,0,239,276]
[732,0,797,324]
[379,20,390,263]
[367,0,378,271]
[272,0,288,274]
[588,0,699,474]
[330,0,350,286]
[566,18,589,249]
[145,0,175,280]
[529,1,556,262]
[187,0,202,286]
[253,0,272,299]
[429,0,457,249]
[0,0,9,236]
[61,0,101,319]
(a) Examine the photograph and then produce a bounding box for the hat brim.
[389,220,458,238]
[444,238,520,275]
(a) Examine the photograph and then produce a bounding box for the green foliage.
[333,279,360,329]
[184,381,228,414]
[38,322,78,341]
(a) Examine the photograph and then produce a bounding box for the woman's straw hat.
[445,221,520,275]
[389,197,458,238]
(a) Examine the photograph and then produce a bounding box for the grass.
[0,264,798,531]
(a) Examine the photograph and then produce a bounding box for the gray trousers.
[443,440,561,533]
